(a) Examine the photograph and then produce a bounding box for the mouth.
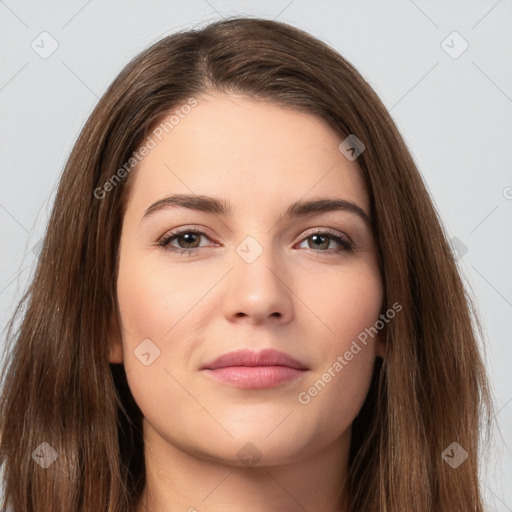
[201,348,310,389]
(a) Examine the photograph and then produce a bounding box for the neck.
[136,418,351,512]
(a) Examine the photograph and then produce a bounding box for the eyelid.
[159,225,217,242]
[298,226,353,245]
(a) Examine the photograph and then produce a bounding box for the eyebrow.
[142,194,372,227]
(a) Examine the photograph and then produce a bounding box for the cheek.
[115,257,176,397]
[300,261,383,348]
[115,255,215,395]
[294,263,382,425]
[116,257,199,340]
[115,262,190,420]
[116,271,163,340]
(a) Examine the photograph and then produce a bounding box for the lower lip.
[202,366,308,389]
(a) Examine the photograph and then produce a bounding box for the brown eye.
[157,228,212,255]
[172,232,202,249]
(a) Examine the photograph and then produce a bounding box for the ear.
[374,329,386,360]
[108,314,124,364]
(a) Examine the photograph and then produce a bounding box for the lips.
[201,348,309,371]
[201,349,310,389]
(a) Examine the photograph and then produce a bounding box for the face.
[109,92,385,467]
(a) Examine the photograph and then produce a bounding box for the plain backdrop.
[1,0,511,509]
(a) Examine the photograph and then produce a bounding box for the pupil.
[181,233,198,248]
[311,234,327,249]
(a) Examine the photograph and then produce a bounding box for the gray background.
[0,0,511,509]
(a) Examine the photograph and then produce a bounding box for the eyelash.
[157,227,354,256]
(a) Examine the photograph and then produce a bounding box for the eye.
[296,230,353,254]
[157,228,215,256]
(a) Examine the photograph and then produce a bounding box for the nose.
[221,241,294,325]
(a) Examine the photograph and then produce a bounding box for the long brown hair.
[0,16,492,511]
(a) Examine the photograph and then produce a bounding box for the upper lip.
[201,349,309,370]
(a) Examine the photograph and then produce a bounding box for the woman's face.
[110,92,384,466]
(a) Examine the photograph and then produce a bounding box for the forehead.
[124,92,369,219]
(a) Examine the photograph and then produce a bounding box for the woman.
[0,16,492,512]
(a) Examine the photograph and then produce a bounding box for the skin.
[108,92,385,512]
